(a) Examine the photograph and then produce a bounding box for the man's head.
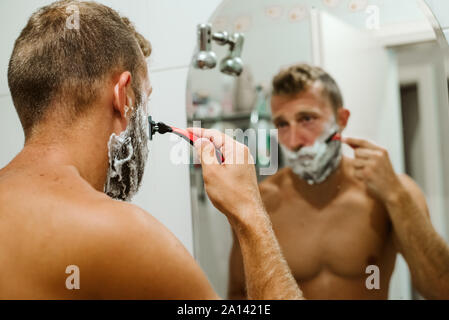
[271,64,350,184]
[271,63,349,151]
[8,0,153,200]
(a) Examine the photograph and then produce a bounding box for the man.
[228,64,449,299]
[0,1,303,299]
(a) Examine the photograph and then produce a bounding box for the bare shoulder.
[397,174,429,217]
[0,165,217,299]
[397,174,422,193]
[78,199,217,299]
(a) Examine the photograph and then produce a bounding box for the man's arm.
[191,128,303,300]
[87,128,303,300]
[344,137,449,299]
[387,175,449,299]
[228,231,247,300]
[228,183,280,300]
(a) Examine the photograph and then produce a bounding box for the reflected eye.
[275,121,289,129]
[299,115,315,123]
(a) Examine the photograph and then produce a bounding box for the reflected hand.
[187,128,263,224]
[343,137,403,203]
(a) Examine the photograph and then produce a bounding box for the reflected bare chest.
[268,191,395,282]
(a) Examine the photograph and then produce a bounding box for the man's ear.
[112,71,132,125]
[337,108,350,130]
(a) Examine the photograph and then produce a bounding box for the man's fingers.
[193,138,219,166]
[354,168,365,181]
[187,128,255,165]
[354,148,378,159]
[343,137,379,150]
[187,127,207,139]
[353,159,366,169]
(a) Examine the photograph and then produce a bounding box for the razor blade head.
[148,116,173,141]
[325,131,342,144]
[148,116,157,140]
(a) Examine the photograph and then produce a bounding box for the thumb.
[194,138,219,166]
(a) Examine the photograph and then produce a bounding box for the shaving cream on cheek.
[282,121,342,185]
[104,99,150,201]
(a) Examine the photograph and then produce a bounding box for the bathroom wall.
[0,0,223,254]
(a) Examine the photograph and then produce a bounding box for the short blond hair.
[272,63,344,112]
[8,0,152,138]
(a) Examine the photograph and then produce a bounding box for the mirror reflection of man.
[229,64,449,299]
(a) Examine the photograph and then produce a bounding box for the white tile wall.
[0,94,24,167]
[101,0,223,72]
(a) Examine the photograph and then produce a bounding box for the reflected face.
[272,83,348,184]
[271,82,337,152]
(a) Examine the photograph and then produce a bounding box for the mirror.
[186,0,449,300]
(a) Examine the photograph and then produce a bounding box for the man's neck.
[11,125,111,192]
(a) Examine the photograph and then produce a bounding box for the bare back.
[0,161,218,300]
[0,163,118,298]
